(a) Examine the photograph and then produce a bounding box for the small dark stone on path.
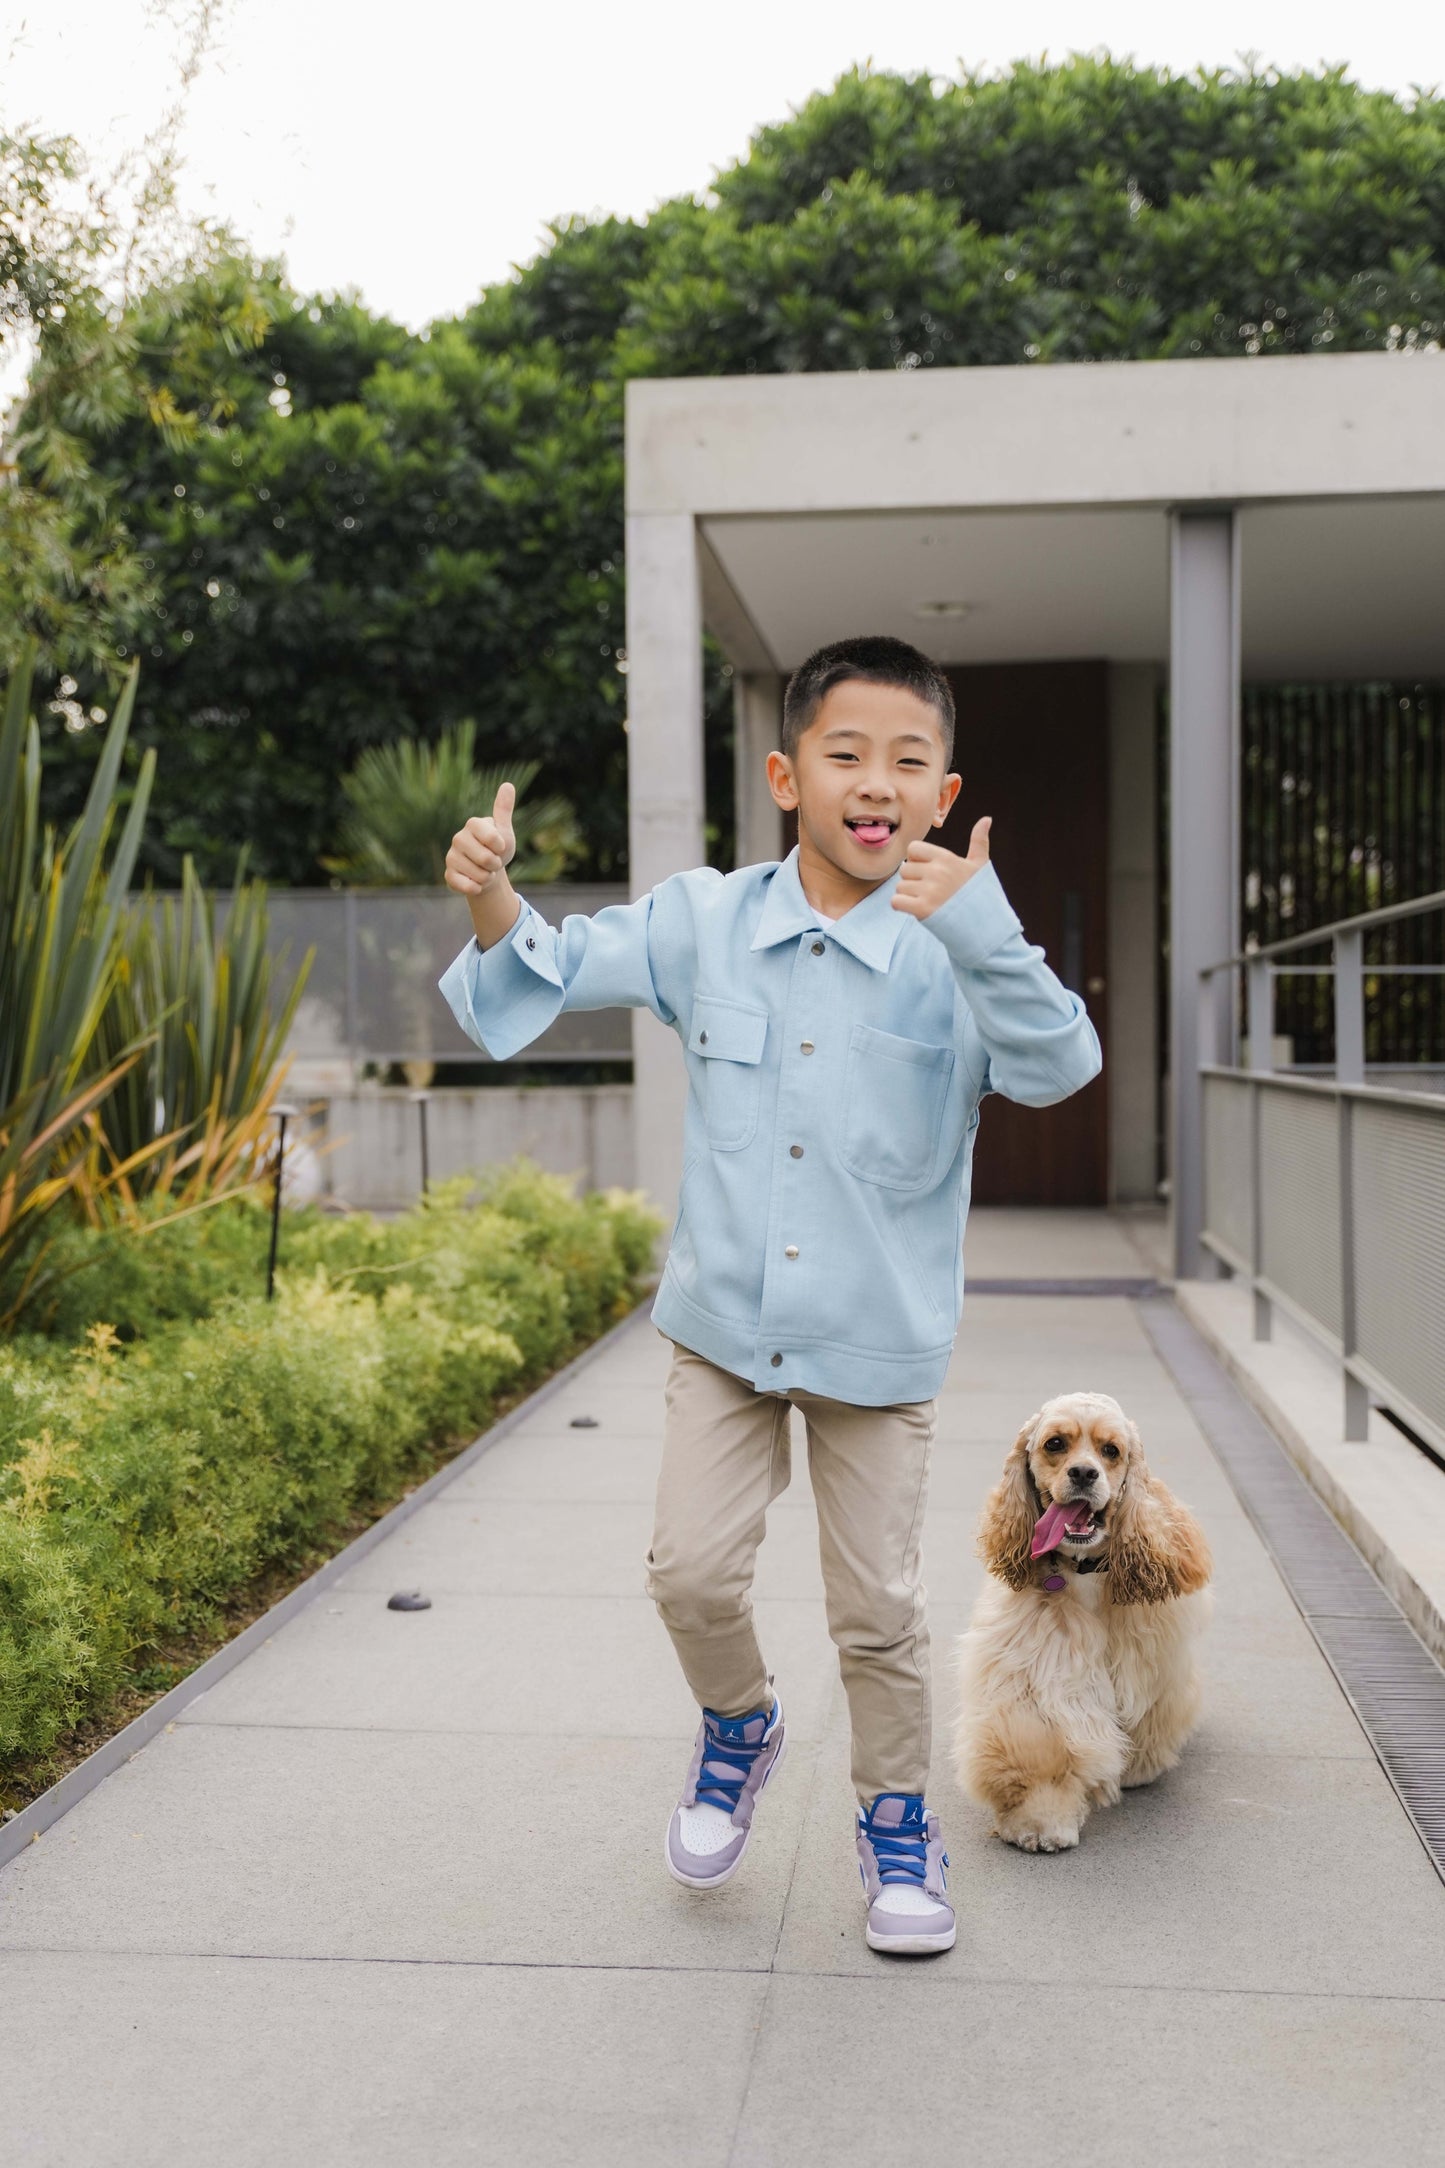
[387,1591,433,1611]
[569,1415,600,1428]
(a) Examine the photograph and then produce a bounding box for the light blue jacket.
[438,849,1102,1405]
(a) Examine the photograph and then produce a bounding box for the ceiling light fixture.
[913,600,977,620]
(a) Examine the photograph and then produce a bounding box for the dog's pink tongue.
[1030,1501,1095,1558]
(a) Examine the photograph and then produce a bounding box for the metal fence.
[1199,889,1445,1455]
[1240,681,1445,1069]
[213,885,632,1069]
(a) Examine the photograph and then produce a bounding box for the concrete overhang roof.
[626,353,1445,677]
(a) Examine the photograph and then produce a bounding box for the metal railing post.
[1334,928,1369,1440]
[1247,955,1273,1340]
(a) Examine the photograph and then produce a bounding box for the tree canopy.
[16,55,1445,882]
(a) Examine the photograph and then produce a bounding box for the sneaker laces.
[861,1795,930,1887]
[694,1702,775,1813]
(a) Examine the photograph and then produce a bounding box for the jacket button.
[698,1030,708,1045]
[770,1352,783,1367]
[789,1144,803,1158]
[810,939,824,955]
[800,1040,815,1055]
[785,1245,799,1259]
[525,935,536,950]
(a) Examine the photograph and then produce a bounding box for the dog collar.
[1041,1555,1109,1591]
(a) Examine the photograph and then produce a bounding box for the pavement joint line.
[6,1943,1445,2006]
[164,1717,1381,1764]
[0,1294,659,1872]
[724,1664,838,2165]
[1138,1293,1445,1888]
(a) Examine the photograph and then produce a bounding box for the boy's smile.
[766,680,963,917]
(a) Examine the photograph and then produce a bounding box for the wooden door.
[782,660,1110,1204]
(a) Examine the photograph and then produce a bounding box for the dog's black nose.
[1066,1464,1099,1489]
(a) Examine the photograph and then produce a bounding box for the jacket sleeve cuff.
[917,859,1024,967]
[437,898,564,1059]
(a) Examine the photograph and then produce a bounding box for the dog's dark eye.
[1101,1443,1121,1461]
[1043,1434,1068,1453]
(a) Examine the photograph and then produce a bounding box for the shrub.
[0,1161,662,1777]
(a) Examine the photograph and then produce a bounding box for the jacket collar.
[748,847,906,975]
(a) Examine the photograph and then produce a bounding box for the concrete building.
[622,350,1445,1278]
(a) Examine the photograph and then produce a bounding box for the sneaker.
[664,1694,787,1890]
[856,1793,956,1954]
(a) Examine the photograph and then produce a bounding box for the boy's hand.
[891,816,992,920]
[446,782,517,896]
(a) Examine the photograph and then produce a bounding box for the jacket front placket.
[753,925,837,1384]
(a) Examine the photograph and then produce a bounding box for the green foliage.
[1,116,279,683]
[22,57,1445,883]
[0,644,156,1315]
[85,854,311,1203]
[621,59,1445,373]
[322,725,586,887]
[0,1164,663,1776]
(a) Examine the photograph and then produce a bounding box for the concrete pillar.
[1168,511,1241,1280]
[734,671,786,868]
[1106,663,1162,1205]
[625,512,705,1232]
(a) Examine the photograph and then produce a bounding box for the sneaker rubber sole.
[663,1728,788,1891]
[864,1914,957,1955]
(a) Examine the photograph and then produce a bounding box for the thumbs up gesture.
[891,816,992,920]
[447,781,517,897]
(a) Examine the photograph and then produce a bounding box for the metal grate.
[1140,1294,1445,1882]
[964,1276,1164,1296]
[1241,680,1445,1067]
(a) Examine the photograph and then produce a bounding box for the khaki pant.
[644,1339,937,1804]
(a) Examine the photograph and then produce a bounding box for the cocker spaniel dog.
[952,1391,1212,1853]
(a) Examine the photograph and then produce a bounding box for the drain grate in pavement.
[1139,1294,1445,1884]
[967,1276,1164,1296]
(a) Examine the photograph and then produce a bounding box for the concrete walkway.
[4,1209,1445,2165]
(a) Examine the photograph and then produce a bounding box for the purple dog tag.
[1042,1574,1067,1592]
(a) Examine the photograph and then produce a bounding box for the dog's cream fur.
[952,1390,1212,1852]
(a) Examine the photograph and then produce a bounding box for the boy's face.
[766,679,962,895]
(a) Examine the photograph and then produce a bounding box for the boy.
[439,635,1102,1955]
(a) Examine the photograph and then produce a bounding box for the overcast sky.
[4,0,1443,329]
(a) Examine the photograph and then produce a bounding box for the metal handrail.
[1201,886,1445,973]
[1195,885,1445,1455]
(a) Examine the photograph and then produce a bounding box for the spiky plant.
[321,719,585,887]
[0,643,160,1322]
[83,855,312,1211]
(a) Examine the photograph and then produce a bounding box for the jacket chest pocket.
[837,1022,956,1190]
[688,995,769,1151]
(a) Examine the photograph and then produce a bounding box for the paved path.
[4,1211,1444,2165]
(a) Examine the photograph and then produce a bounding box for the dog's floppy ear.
[1108,1425,1212,1604]
[976,1411,1042,1590]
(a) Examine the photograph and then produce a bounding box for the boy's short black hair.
[781,635,955,768]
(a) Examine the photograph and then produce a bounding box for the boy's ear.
[765,750,799,811]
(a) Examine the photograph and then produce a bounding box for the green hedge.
[0,1163,661,1779]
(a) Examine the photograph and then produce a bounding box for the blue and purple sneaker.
[856,1793,956,1954]
[664,1694,787,1889]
